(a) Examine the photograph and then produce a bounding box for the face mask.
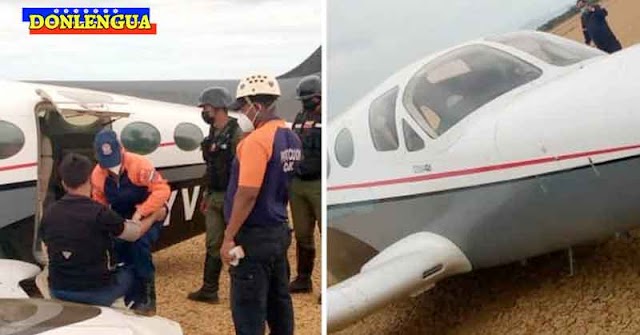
[243,103,262,130]
[109,164,121,175]
[236,113,254,132]
[302,99,319,111]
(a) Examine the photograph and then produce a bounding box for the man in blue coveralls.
[91,129,170,316]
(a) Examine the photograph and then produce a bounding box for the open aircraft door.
[32,88,132,264]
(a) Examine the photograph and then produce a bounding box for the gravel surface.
[155,232,321,335]
[332,1,640,334]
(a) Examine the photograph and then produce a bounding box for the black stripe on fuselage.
[0,180,37,192]
[157,163,205,183]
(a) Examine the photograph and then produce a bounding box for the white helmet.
[236,73,281,99]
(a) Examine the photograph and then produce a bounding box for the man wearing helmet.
[288,75,322,295]
[221,74,301,334]
[187,87,244,304]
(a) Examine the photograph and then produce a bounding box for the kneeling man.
[40,153,166,307]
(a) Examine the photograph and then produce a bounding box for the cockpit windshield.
[403,45,542,137]
[489,31,606,66]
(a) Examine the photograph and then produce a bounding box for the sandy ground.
[332,1,640,334]
[155,231,321,335]
[551,0,639,49]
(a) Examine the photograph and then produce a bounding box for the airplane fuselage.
[0,80,242,263]
[328,33,640,281]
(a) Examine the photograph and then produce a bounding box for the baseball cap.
[94,129,122,168]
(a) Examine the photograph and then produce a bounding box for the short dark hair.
[59,153,93,189]
[250,94,278,108]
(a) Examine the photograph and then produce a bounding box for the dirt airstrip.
[155,233,321,334]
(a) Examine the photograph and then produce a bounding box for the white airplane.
[0,80,250,334]
[326,30,640,331]
[0,79,255,261]
[0,53,318,333]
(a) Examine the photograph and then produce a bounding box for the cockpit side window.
[403,45,542,137]
[402,119,424,152]
[490,32,606,66]
[369,87,399,151]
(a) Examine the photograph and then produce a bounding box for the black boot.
[187,254,221,304]
[289,246,314,293]
[133,277,156,317]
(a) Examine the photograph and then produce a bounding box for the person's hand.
[157,206,168,221]
[220,239,236,265]
[199,199,208,214]
[132,211,143,222]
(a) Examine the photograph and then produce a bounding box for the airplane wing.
[30,47,321,122]
[327,232,472,332]
[0,298,184,335]
[0,259,40,298]
[0,260,183,335]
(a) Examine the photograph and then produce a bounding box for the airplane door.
[35,88,132,121]
[32,88,132,264]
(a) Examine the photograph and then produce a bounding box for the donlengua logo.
[22,7,157,34]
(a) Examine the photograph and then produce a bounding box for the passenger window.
[404,45,542,137]
[0,121,25,159]
[369,87,399,151]
[121,122,161,155]
[174,123,203,151]
[335,128,354,168]
[402,119,424,152]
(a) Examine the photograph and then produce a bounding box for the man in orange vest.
[91,129,170,316]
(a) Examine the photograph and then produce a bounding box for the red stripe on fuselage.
[328,144,640,191]
[0,162,38,172]
[0,143,177,173]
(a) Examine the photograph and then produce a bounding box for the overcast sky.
[0,0,320,80]
[328,0,577,117]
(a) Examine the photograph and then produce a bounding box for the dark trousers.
[51,266,134,306]
[115,221,163,304]
[230,223,294,335]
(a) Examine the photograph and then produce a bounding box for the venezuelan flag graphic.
[22,8,157,34]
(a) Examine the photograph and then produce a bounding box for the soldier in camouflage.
[188,87,243,304]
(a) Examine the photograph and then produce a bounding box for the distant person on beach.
[577,0,622,53]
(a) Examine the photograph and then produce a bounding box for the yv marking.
[163,186,201,226]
